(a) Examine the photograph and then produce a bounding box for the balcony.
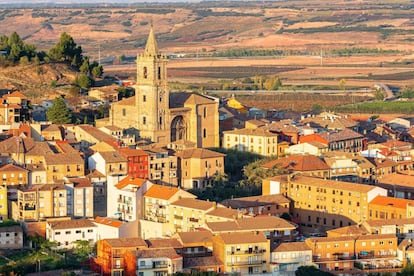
[174,215,183,220]
[227,249,266,255]
[189,217,199,223]
[226,260,265,266]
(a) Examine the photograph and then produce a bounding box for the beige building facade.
[102,28,219,148]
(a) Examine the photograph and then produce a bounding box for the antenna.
[98,43,101,65]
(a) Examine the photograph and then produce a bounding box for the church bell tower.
[135,27,170,143]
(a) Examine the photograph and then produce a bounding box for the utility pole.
[320,48,323,66]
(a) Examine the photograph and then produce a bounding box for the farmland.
[1,0,414,111]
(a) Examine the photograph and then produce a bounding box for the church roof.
[170,92,214,108]
[144,27,159,56]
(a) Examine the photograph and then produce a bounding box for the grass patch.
[336,100,414,113]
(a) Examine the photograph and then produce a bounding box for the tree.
[264,76,282,90]
[91,62,103,79]
[79,58,90,74]
[46,96,72,124]
[49,32,83,68]
[74,74,92,89]
[72,240,93,261]
[339,78,347,91]
[398,263,414,276]
[296,266,334,276]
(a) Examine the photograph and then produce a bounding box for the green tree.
[46,96,72,124]
[49,32,83,68]
[90,62,103,79]
[398,263,414,275]
[74,74,92,89]
[72,240,93,261]
[79,58,90,74]
[296,266,334,276]
[240,159,286,189]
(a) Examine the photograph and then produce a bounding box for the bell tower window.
[158,67,161,80]
[143,116,146,125]
[143,95,146,102]
[143,67,148,79]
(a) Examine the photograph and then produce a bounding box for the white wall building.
[46,219,97,249]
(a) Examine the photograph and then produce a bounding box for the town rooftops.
[318,128,363,142]
[136,248,181,259]
[272,242,310,252]
[207,216,295,233]
[66,177,92,188]
[0,225,23,233]
[221,194,290,209]
[144,185,181,200]
[115,176,147,190]
[216,232,268,244]
[370,195,414,209]
[307,233,396,244]
[177,231,213,246]
[288,175,381,193]
[77,125,118,142]
[93,216,124,228]
[146,238,182,249]
[378,173,414,188]
[3,91,27,99]
[174,148,225,159]
[262,155,330,171]
[48,219,95,230]
[223,127,278,137]
[98,151,127,163]
[171,198,215,211]
[184,256,223,269]
[103,237,147,248]
[206,207,241,219]
[326,225,370,237]
[0,163,28,172]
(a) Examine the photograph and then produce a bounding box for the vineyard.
[218,92,374,112]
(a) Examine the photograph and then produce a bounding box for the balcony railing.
[226,260,265,266]
[227,249,266,255]
[174,215,183,220]
[189,217,199,223]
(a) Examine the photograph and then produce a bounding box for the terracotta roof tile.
[378,173,414,188]
[136,248,181,259]
[144,185,180,200]
[0,163,28,172]
[146,238,182,249]
[207,216,295,232]
[366,217,414,227]
[94,216,124,228]
[177,231,213,245]
[115,176,147,190]
[99,151,127,163]
[174,148,225,159]
[221,194,290,209]
[103,237,147,248]
[206,207,241,219]
[48,219,95,230]
[217,232,268,244]
[184,256,223,268]
[272,242,311,252]
[223,128,279,137]
[171,198,215,211]
[262,155,330,171]
[326,225,370,237]
[369,195,414,209]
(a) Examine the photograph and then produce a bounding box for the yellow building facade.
[103,28,219,148]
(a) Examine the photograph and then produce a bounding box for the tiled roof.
[370,195,414,209]
[77,125,118,142]
[94,216,124,228]
[206,207,241,219]
[48,219,95,230]
[66,177,92,188]
[0,225,23,233]
[366,217,414,227]
[318,128,363,142]
[0,163,28,172]
[223,128,278,137]
[169,92,213,108]
[307,141,329,149]
[99,151,127,163]
[381,140,412,149]
[217,232,268,244]
[146,238,182,248]
[307,233,396,244]
[272,242,311,252]
[174,148,225,159]
[207,216,295,232]
[326,225,370,237]
[117,147,148,158]
[114,96,135,106]
[44,152,83,165]
[171,198,215,211]
[3,91,27,98]
[289,175,379,193]
[137,248,181,259]
[103,237,147,248]
[144,185,179,200]
[115,176,147,190]
[378,173,414,188]
[367,158,397,168]
[221,194,290,209]
[262,155,330,171]
[184,256,223,268]
[177,231,213,245]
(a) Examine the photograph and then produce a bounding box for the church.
[98,28,219,148]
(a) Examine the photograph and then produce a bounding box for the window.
[203,107,207,118]
[203,128,207,138]
[143,116,146,125]
[143,95,146,102]
[122,108,126,116]
[143,67,148,79]
[76,230,81,234]
[55,232,61,235]
[158,67,161,80]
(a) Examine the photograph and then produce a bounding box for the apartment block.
[223,128,279,157]
[13,184,67,221]
[212,232,270,275]
[270,242,312,276]
[262,175,388,233]
[369,195,414,220]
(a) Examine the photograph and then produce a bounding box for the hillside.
[0,63,78,102]
[1,0,414,59]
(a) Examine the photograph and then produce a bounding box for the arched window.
[203,128,207,138]
[143,67,148,79]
